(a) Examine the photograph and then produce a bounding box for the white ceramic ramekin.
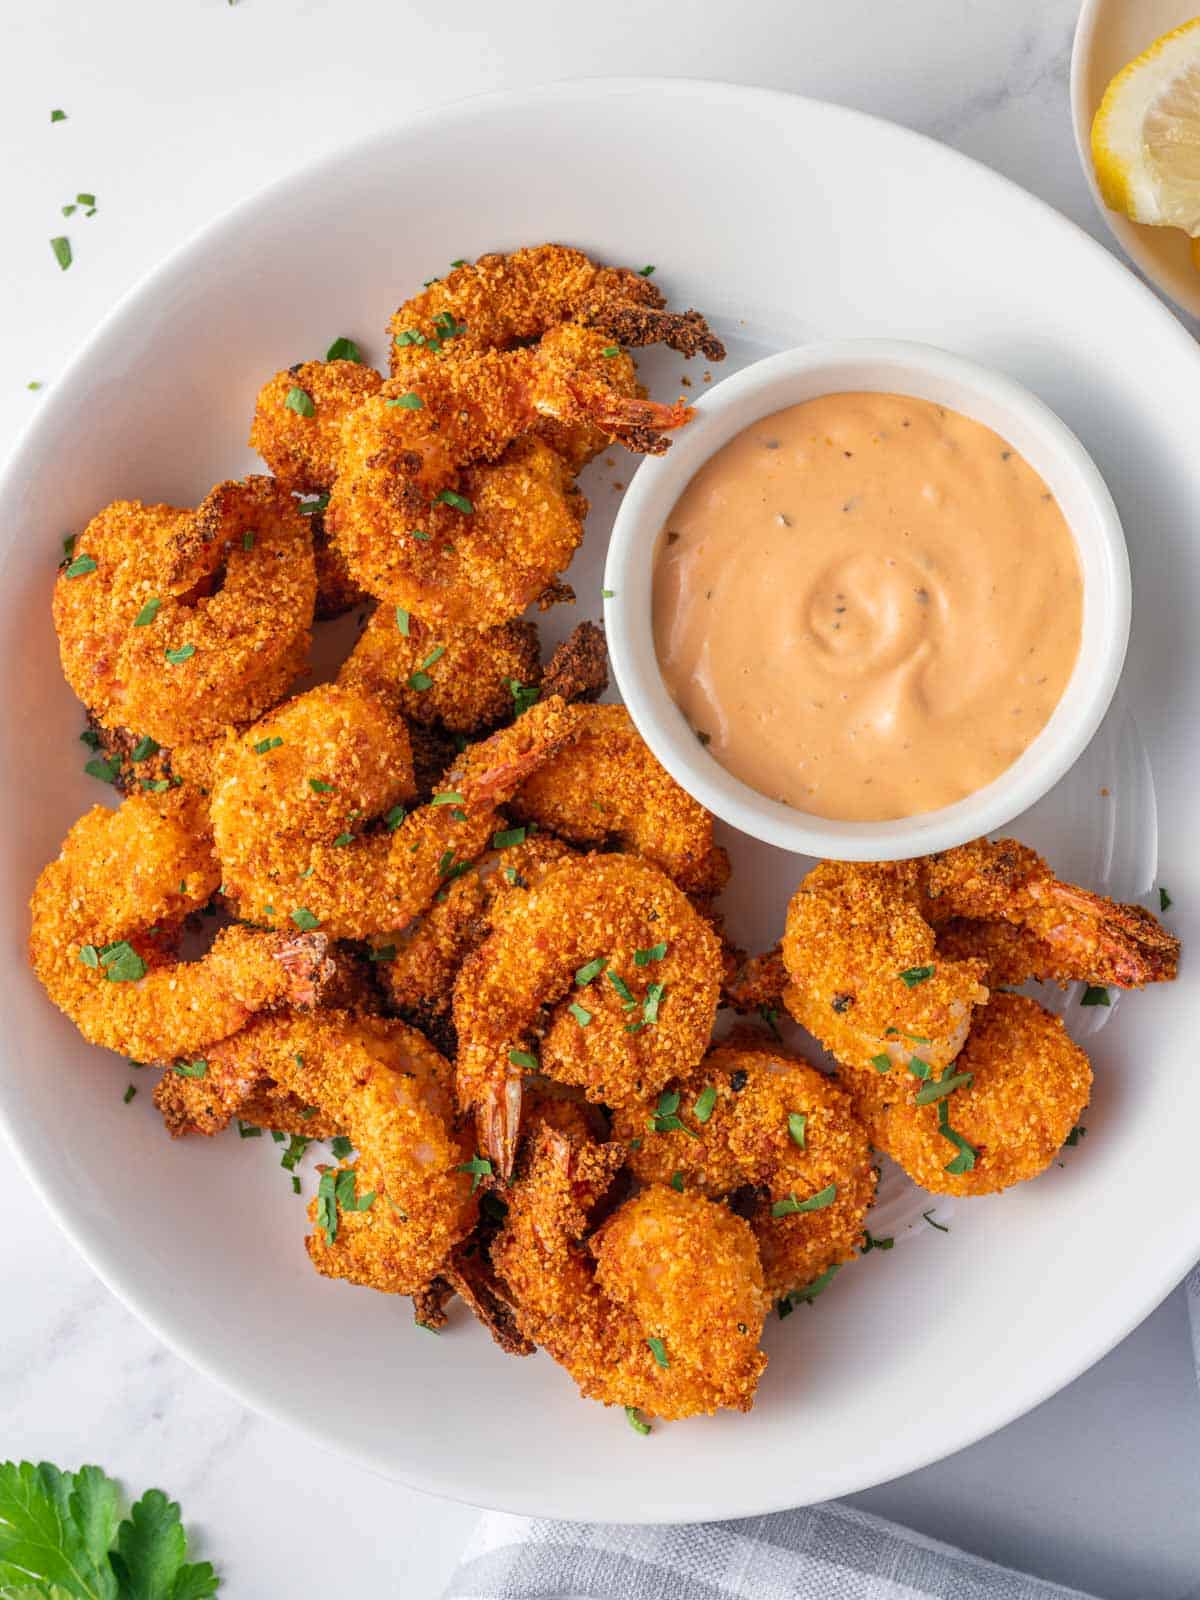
[604,339,1131,861]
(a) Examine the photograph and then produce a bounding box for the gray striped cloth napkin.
[444,1504,1097,1598]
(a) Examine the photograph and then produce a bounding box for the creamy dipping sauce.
[652,392,1083,821]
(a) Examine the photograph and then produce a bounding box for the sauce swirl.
[652,392,1082,821]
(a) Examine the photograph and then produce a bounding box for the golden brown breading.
[782,858,990,1078]
[264,1012,478,1295]
[842,993,1091,1196]
[539,620,609,705]
[329,435,587,630]
[248,359,382,494]
[312,511,369,619]
[29,789,333,1062]
[54,478,316,747]
[210,694,579,942]
[509,703,729,898]
[454,851,722,1178]
[338,609,540,731]
[492,1125,765,1420]
[920,839,1180,988]
[613,1037,876,1299]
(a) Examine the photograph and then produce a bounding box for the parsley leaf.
[772,1183,837,1217]
[898,965,935,987]
[646,1336,669,1369]
[0,1460,217,1600]
[284,386,315,417]
[634,942,668,966]
[325,336,362,363]
[51,236,73,271]
[787,1111,807,1148]
[435,488,473,514]
[506,677,539,717]
[1081,984,1111,1008]
[624,1406,651,1436]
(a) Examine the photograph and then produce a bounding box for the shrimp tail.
[588,303,726,362]
[564,380,693,453]
[479,1061,525,1184]
[1034,882,1181,986]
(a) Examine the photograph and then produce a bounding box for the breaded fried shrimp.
[509,704,730,897]
[454,851,722,1178]
[338,609,540,732]
[249,359,383,493]
[389,246,726,365]
[29,789,332,1061]
[274,1013,477,1294]
[492,1126,765,1420]
[54,478,316,747]
[211,694,580,941]
[919,838,1180,989]
[782,859,990,1077]
[613,1038,876,1299]
[845,993,1091,1196]
[329,434,586,628]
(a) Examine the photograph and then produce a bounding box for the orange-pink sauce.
[652,392,1082,821]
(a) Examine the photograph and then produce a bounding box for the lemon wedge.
[1092,17,1200,235]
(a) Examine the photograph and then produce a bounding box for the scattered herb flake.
[164,643,196,664]
[914,1069,973,1107]
[1160,886,1173,912]
[284,386,315,417]
[906,1056,932,1081]
[772,1183,837,1217]
[254,735,282,754]
[1064,1124,1087,1148]
[129,735,159,762]
[123,1084,136,1104]
[64,552,97,578]
[625,1405,651,1436]
[861,1230,894,1253]
[1081,984,1111,1008]
[509,1048,537,1070]
[84,755,121,785]
[787,1111,807,1148]
[51,108,67,122]
[506,677,540,717]
[236,1120,262,1139]
[575,956,607,986]
[308,778,333,794]
[922,1208,950,1232]
[870,1052,892,1074]
[639,264,656,276]
[646,1336,669,1368]
[395,606,411,636]
[331,1136,354,1160]
[290,907,319,930]
[385,805,407,831]
[387,391,424,409]
[568,1001,592,1028]
[173,1059,207,1079]
[325,336,362,363]
[634,942,668,966]
[50,235,72,271]
[898,965,935,987]
[436,488,473,514]
[133,597,161,626]
[457,1154,493,1193]
[694,1085,718,1124]
[492,826,527,850]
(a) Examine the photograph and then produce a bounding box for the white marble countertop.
[5,2,1200,1595]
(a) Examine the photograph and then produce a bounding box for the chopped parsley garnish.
[84,755,121,785]
[77,192,96,209]
[639,264,656,276]
[937,1096,977,1174]
[575,956,607,985]
[885,1027,931,1044]
[254,735,282,754]
[431,790,464,806]
[164,643,196,664]
[80,727,100,748]
[242,530,254,551]
[648,1089,698,1138]
[906,1056,932,1080]
[369,943,396,962]
[777,1263,841,1317]
[1081,984,1111,1007]
[385,805,407,831]
[568,1002,592,1028]
[450,258,466,268]
[602,345,620,357]
[608,971,637,1008]
[315,1170,338,1244]
[432,311,467,340]
[646,1336,669,1368]
[1160,886,1172,912]
[95,941,146,983]
[237,1120,262,1138]
[861,1230,894,1253]
[130,735,159,762]
[299,493,330,516]
[508,1048,537,1070]
[395,606,411,636]
[759,1004,782,1040]
[123,1084,136,1104]
[457,1154,493,1193]
[772,1183,837,1217]
[387,392,424,409]
[642,980,666,1025]
[279,1133,311,1172]
[64,552,96,578]
[914,1068,973,1107]
[173,1059,207,1079]
[898,965,935,987]
[602,588,615,599]
[492,826,527,849]
[284,386,315,416]
[1064,1124,1087,1147]
[133,597,161,626]
[27,380,43,391]
[694,1085,717,1124]
[308,778,333,794]
[435,488,473,514]
[50,235,72,271]
[625,1405,651,1436]
[331,832,353,847]
[787,1111,807,1148]
[407,672,432,694]
[634,942,668,966]
[870,1052,892,1073]
[325,336,362,362]
[51,108,67,121]
[290,907,320,930]
[330,1136,354,1160]
[922,1208,950,1232]
[506,677,539,716]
